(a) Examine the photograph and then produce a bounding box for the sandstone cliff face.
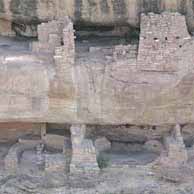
[0,13,194,125]
[1,0,194,31]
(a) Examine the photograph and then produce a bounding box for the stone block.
[43,134,64,151]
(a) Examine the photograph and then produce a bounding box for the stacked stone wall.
[138,12,191,72]
[31,18,65,53]
[52,16,75,98]
[0,123,41,143]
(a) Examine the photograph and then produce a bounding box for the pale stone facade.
[31,19,65,53]
[1,12,194,124]
[2,12,194,174]
[3,0,194,34]
[138,12,190,72]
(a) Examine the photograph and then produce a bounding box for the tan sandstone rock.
[1,13,194,125]
[2,0,194,34]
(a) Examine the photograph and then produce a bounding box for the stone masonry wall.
[0,123,41,143]
[49,16,76,109]
[31,18,65,53]
[30,16,77,123]
[53,17,75,95]
[138,12,191,72]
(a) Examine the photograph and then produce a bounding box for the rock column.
[70,124,99,173]
[155,124,189,182]
[166,124,188,165]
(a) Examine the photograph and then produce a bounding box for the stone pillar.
[161,124,188,167]
[70,124,99,173]
[155,124,189,182]
[173,124,185,147]
[171,124,188,163]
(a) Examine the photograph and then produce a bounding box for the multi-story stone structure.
[1,12,194,174]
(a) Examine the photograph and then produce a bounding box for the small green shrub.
[126,27,140,43]
[97,154,111,169]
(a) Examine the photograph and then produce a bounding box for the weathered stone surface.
[2,0,194,34]
[0,17,77,123]
[0,123,41,142]
[63,136,72,173]
[182,124,194,147]
[10,0,37,19]
[4,142,38,172]
[153,124,192,183]
[73,12,194,125]
[43,134,64,151]
[0,0,4,13]
[1,12,194,125]
[87,125,172,143]
[45,153,65,172]
[0,55,50,120]
[143,140,163,153]
[162,124,188,167]
[12,22,37,37]
[70,124,99,173]
[0,19,15,36]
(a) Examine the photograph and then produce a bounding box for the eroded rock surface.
[2,0,194,36]
[1,2,194,193]
[1,13,194,125]
[0,122,193,194]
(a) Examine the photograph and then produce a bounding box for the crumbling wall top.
[140,12,190,40]
[138,12,192,72]
[31,16,74,54]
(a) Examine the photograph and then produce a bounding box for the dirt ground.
[0,166,193,194]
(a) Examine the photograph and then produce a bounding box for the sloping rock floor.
[0,141,193,194]
[0,166,194,194]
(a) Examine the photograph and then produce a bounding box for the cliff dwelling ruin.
[1,7,194,193]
